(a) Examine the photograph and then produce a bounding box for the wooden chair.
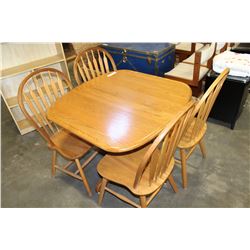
[183,43,228,65]
[182,43,217,69]
[175,43,204,63]
[97,101,195,208]
[73,46,117,85]
[164,43,217,97]
[176,68,229,188]
[18,68,98,197]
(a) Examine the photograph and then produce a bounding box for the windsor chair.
[73,47,117,85]
[18,68,98,197]
[97,101,195,208]
[176,68,230,188]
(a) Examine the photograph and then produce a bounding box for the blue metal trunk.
[101,43,175,76]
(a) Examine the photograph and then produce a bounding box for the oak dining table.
[47,70,192,153]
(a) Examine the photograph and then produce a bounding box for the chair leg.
[95,179,102,193]
[139,196,147,208]
[98,178,108,206]
[180,148,188,189]
[199,139,206,158]
[168,174,178,193]
[75,159,92,197]
[51,150,57,177]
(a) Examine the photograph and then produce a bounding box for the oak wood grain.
[47,70,192,153]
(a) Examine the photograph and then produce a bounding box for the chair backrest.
[185,68,229,142]
[18,68,73,145]
[133,100,195,189]
[216,43,228,54]
[200,43,216,65]
[73,46,117,85]
[191,43,217,83]
[176,42,202,52]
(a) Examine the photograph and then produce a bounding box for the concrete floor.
[1,70,250,207]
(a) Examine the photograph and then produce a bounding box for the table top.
[47,70,192,153]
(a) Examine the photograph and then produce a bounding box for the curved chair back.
[18,68,73,145]
[185,68,229,142]
[133,101,195,189]
[73,46,117,85]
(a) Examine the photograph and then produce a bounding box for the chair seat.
[182,44,209,63]
[164,63,209,81]
[50,129,92,160]
[183,55,209,66]
[183,55,195,64]
[178,119,207,149]
[176,43,204,52]
[183,50,210,65]
[97,144,175,196]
